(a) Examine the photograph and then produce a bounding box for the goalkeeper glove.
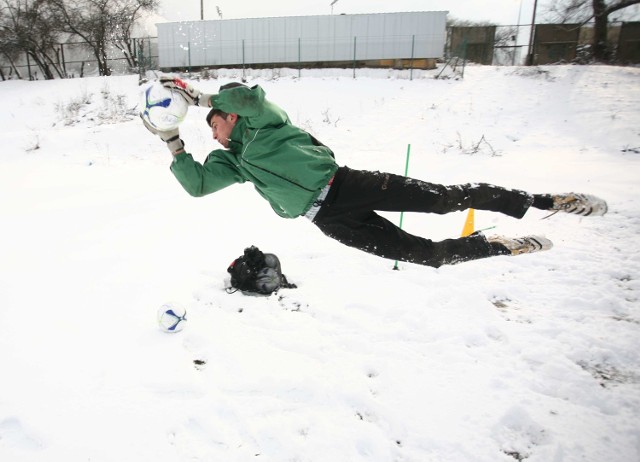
[140,115,185,156]
[158,75,213,107]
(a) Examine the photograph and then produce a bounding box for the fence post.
[26,52,32,80]
[60,43,67,77]
[461,38,467,78]
[526,0,539,65]
[188,40,192,72]
[352,36,357,79]
[298,37,301,79]
[147,37,153,69]
[242,39,246,80]
[136,38,144,80]
[410,34,415,81]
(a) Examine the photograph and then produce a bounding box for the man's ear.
[228,113,239,124]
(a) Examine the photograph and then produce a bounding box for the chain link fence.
[0,37,159,81]
[2,22,638,80]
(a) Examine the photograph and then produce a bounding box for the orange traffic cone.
[461,208,475,237]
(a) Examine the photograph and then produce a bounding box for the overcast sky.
[153,0,640,38]
[157,0,539,26]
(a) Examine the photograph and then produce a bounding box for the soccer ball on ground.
[140,82,189,131]
[157,303,187,333]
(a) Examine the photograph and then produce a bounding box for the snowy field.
[1,64,639,461]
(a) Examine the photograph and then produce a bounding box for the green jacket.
[170,84,338,218]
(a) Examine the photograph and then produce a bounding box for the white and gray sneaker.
[488,235,553,256]
[552,193,608,216]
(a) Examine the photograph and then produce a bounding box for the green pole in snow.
[393,144,411,270]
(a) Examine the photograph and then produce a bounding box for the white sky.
[157,0,538,26]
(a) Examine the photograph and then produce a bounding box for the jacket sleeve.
[170,151,245,197]
[210,85,289,129]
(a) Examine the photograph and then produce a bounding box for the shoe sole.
[510,236,553,255]
[488,235,553,256]
[559,194,608,216]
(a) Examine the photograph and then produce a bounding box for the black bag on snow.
[226,246,296,295]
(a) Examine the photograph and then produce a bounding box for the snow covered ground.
[0,64,639,461]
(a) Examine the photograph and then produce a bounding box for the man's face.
[210,114,237,149]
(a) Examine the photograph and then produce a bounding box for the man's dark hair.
[206,108,231,126]
[205,82,248,126]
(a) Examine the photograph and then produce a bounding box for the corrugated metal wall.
[157,12,447,69]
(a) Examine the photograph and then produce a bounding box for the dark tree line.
[0,0,157,79]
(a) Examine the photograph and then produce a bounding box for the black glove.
[158,74,213,107]
[140,115,185,155]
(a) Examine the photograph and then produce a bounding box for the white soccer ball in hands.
[140,82,189,131]
[157,303,187,333]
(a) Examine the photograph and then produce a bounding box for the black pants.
[312,166,533,268]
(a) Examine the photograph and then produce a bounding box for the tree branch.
[605,0,640,15]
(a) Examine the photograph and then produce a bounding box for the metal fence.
[448,21,637,66]
[158,34,437,69]
[0,37,159,80]
[2,22,637,81]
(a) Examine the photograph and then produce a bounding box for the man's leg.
[319,167,534,220]
[311,167,551,267]
[314,210,509,268]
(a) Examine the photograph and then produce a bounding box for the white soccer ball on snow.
[157,303,187,333]
[140,82,189,131]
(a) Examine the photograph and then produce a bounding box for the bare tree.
[111,0,158,69]
[50,0,157,76]
[545,0,640,61]
[0,6,20,79]
[0,0,66,79]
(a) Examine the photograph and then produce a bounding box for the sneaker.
[487,235,553,256]
[551,193,608,216]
